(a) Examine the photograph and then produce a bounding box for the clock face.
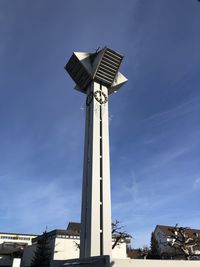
[86,90,108,106]
[94,90,108,105]
[86,92,93,106]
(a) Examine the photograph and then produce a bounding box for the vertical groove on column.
[83,90,91,257]
[99,83,103,255]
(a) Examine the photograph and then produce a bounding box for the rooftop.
[0,232,37,237]
[156,225,200,237]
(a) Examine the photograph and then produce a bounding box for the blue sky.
[0,0,200,248]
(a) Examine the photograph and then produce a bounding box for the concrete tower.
[65,47,127,259]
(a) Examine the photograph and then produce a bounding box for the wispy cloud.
[142,146,191,173]
[193,177,200,190]
[145,97,199,123]
[1,0,200,249]
[0,178,81,233]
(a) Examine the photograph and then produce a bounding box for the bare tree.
[74,241,80,251]
[112,220,132,249]
[139,245,150,259]
[73,220,132,251]
[127,246,149,259]
[165,224,200,260]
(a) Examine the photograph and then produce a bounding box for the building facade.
[154,225,200,259]
[22,222,128,267]
[0,232,37,267]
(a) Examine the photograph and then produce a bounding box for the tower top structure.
[65,47,127,95]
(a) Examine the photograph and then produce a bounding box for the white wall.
[112,242,127,259]
[0,233,36,245]
[112,258,200,267]
[59,256,200,267]
[54,237,80,260]
[12,258,21,267]
[53,237,127,260]
[22,235,127,266]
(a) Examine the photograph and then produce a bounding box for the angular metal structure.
[65,47,127,258]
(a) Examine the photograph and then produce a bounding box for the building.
[22,222,128,267]
[0,232,37,267]
[154,225,200,259]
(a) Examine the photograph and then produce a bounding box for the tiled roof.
[67,222,81,235]
[32,229,80,242]
[156,225,200,237]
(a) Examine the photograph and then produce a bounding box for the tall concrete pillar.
[65,47,127,258]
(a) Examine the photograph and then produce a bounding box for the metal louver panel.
[94,48,123,86]
[65,54,92,91]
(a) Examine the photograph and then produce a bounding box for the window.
[22,237,30,240]
[0,235,31,241]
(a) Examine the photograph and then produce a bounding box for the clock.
[94,90,108,104]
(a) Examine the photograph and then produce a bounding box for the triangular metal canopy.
[65,47,127,95]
